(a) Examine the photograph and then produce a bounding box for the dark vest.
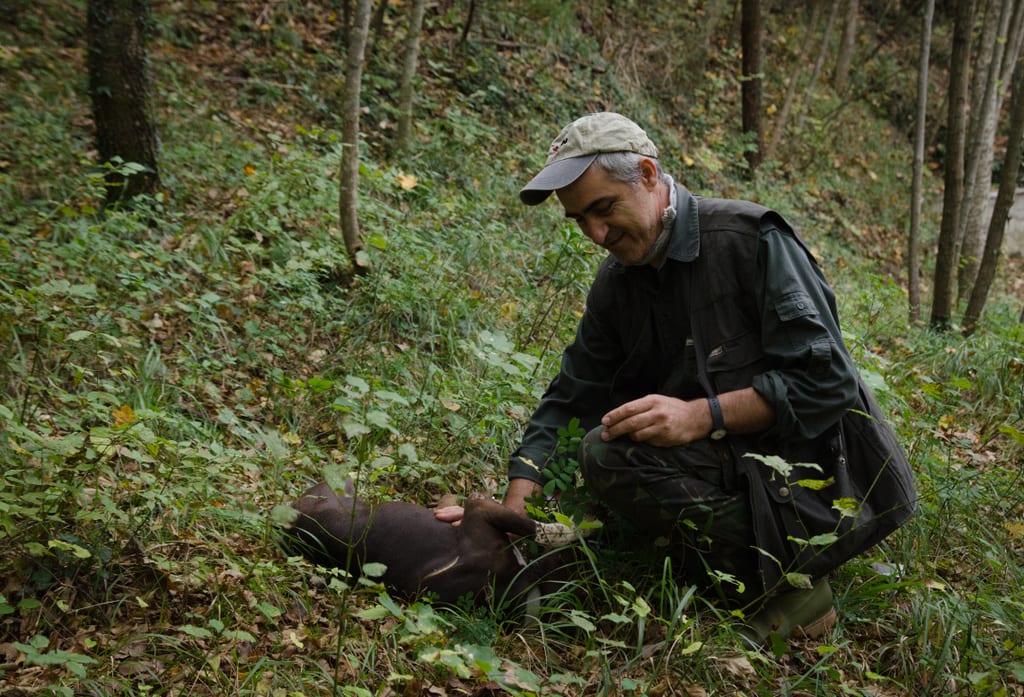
[689,197,916,590]
[593,195,916,590]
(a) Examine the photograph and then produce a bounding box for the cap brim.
[518,154,597,206]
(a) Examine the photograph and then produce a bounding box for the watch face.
[710,428,727,440]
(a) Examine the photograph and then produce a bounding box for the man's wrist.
[503,478,542,514]
[707,395,727,440]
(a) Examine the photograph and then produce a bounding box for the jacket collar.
[666,182,700,262]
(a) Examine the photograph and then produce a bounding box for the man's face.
[555,159,664,266]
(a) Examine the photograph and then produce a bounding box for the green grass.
[2,1,1024,695]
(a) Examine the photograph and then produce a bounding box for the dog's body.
[284,481,574,608]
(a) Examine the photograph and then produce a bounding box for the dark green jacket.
[510,183,916,587]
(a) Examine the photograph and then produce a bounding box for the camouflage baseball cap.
[519,112,659,206]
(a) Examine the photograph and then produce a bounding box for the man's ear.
[638,158,658,189]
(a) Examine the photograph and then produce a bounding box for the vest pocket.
[774,291,818,321]
[705,330,766,393]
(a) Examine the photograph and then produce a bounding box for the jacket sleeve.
[751,221,860,441]
[508,282,623,484]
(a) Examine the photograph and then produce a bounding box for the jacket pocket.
[705,330,766,393]
[774,291,818,322]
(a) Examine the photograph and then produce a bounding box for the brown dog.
[282,480,578,611]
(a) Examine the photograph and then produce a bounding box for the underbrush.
[3,1,1024,695]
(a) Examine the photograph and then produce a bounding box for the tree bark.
[87,0,160,205]
[963,55,1024,335]
[957,0,1024,299]
[396,0,427,153]
[741,0,764,173]
[338,0,374,272]
[908,0,935,324]
[833,0,858,93]
[930,0,976,330]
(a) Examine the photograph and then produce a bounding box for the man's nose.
[581,218,607,245]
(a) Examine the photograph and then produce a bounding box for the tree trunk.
[908,0,935,324]
[741,0,764,173]
[338,0,374,272]
[833,0,858,93]
[765,1,823,160]
[930,0,976,330]
[958,0,1024,299]
[962,55,1024,335]
[371,0,390,48]
[796,0,839,133]
[459,0,476,46]
[87,0,160,205]
[396,0,427,153]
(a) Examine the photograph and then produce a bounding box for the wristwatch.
[707,395,727,440]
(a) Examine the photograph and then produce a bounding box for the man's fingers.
[603,395,691,446]
[434,505,464,526]
[603,397,650,426]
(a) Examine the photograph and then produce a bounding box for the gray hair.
[593,151,671,187]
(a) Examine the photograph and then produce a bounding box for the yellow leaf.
[112,404,136,426]
[766,103,778,116]
[683,155,695,167]
[1005,522,1024,539]
[678,640,703,655]
[396,173,418,190]
[244,164,256,176]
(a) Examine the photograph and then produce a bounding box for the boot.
[737,576,837,647]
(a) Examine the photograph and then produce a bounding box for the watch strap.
[707,395,727,440]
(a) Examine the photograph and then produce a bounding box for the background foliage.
[1,0,1023,695]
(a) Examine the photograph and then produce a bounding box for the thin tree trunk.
[908,0,935,324]
[963,56,1024,335]
[931,0,976,330]
[954,0,1011,296]
[958,0,1024,298]
[741,0,764,172]
[338,0,374,272]
[765,1,823,160]
[834,0,858,93]
[396,0,427,153]
[796,0,839,132]
[371,0,390,47]
[87,0,160,205]
[459,0,476,46]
